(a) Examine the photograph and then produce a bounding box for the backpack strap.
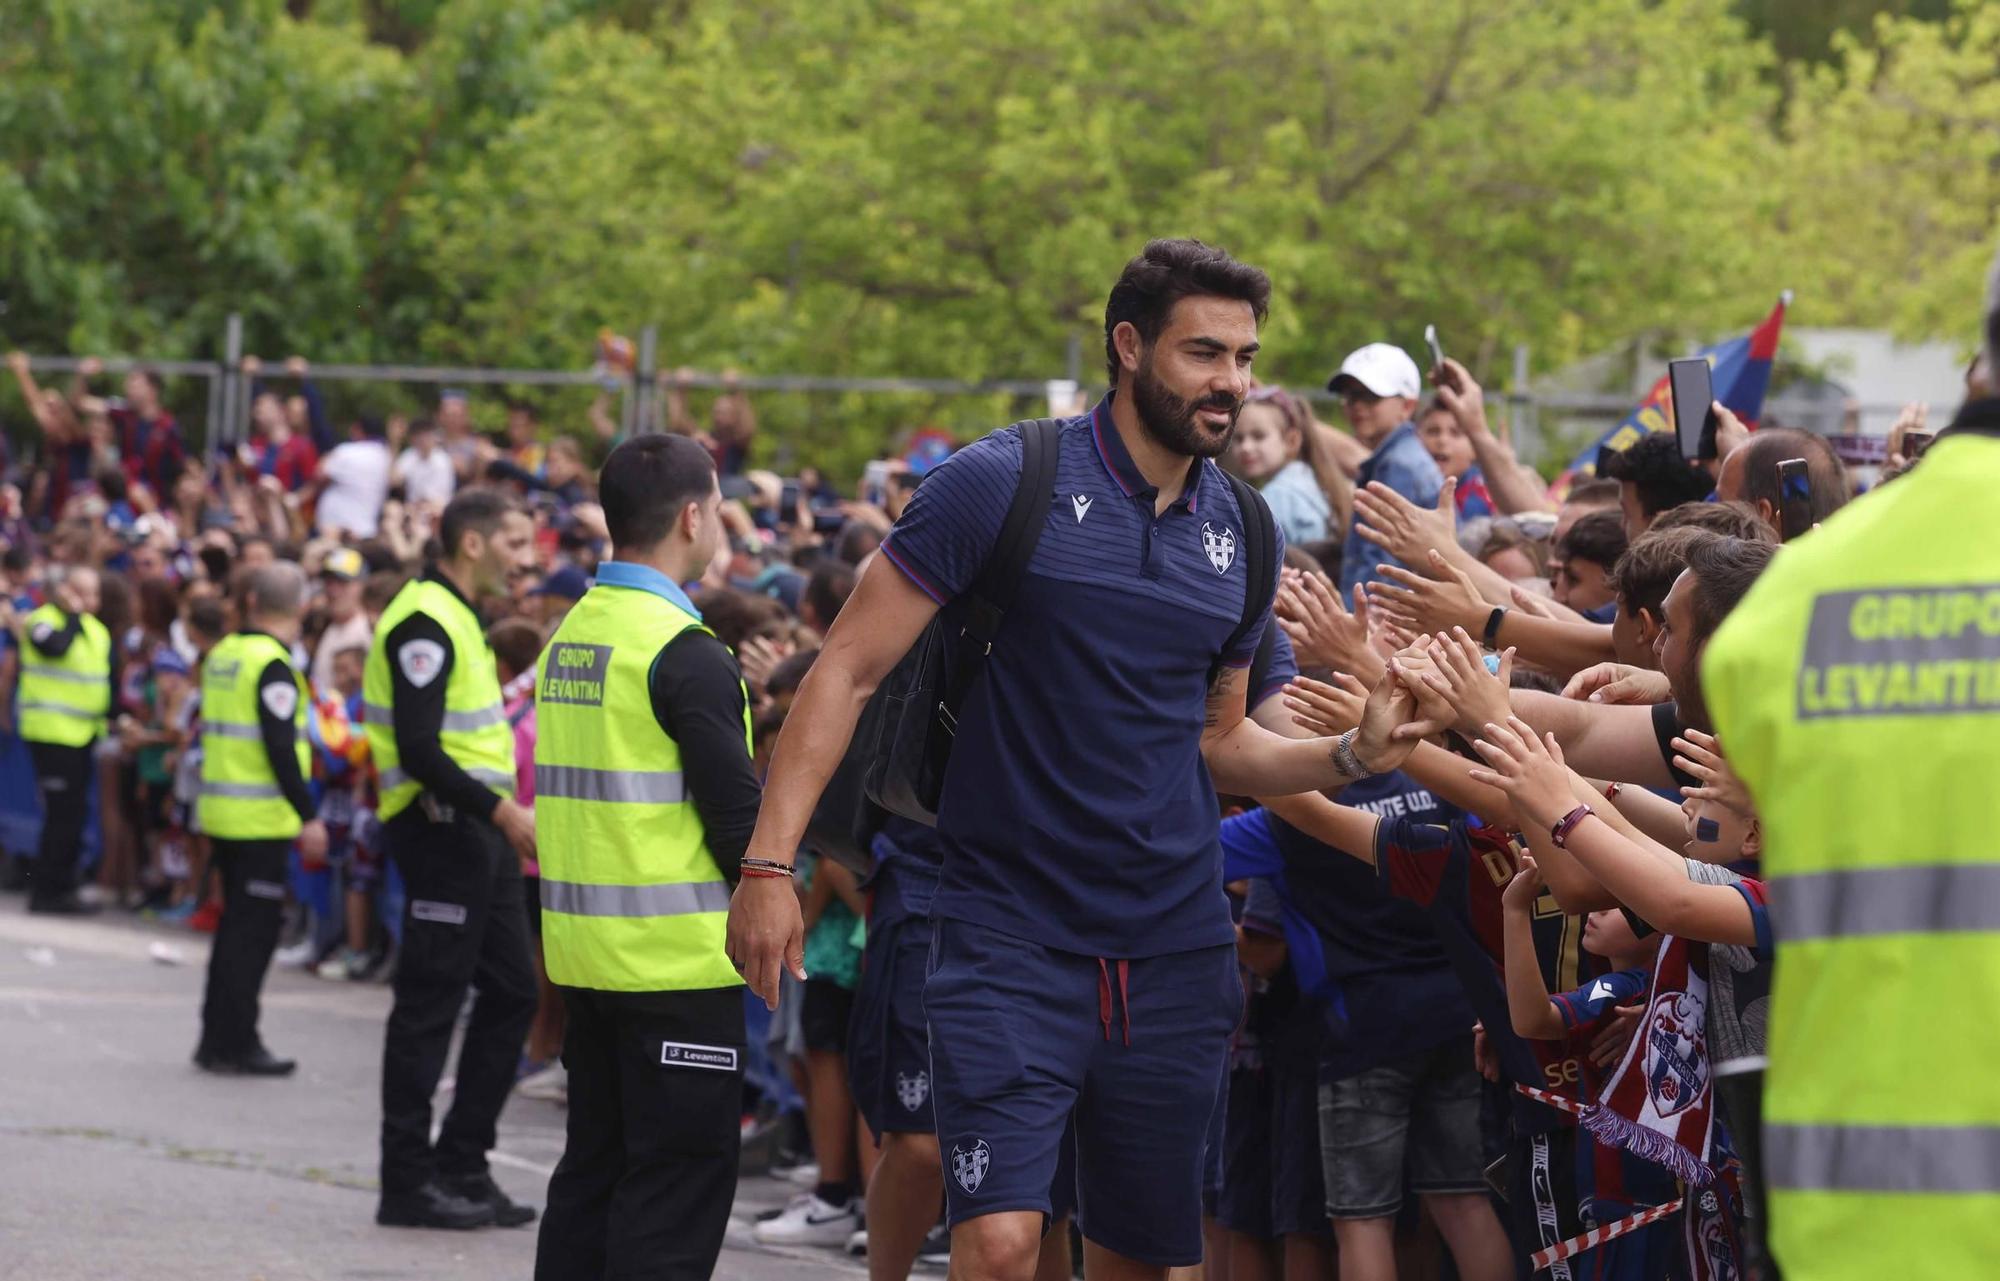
[1216,471,1278,680]
[960,418,1061,650]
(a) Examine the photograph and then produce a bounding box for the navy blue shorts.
[1219,1033,1331,1238]
[925,917,1240,1268]
[849,913,935,1136]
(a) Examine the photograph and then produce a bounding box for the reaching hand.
[1280,672,1371,739]
[1508,584,1562,620]
[1590,1003,1644,1069]
[1671,729,1755,817]
[1355,653,1458,770]
[1502,853,1545,914]
[1886,400,1930,468]
[1562,662,1671,705]
[1353,478,1458,571]
[1276,570,1382,683]
[284,355,309,378]
[297,818,329,864]
[1366,550,1486,636]
[1471,1022,1502,1083]
[492,797,537,864]
[1431,627,1516,737]
[1465,716,1577,829]
[736,634,790,696]
[4,351,27,376]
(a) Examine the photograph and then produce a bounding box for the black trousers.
[534,986,745,1281]
[198,838,291,1059]
[379,809,538,1195]
[27,740,92,906]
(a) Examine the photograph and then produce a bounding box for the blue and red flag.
[1552,293,1789,498]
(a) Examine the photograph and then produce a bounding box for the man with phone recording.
[728,239,1441,1281]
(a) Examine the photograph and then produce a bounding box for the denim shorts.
[1317,1035,1488,1219]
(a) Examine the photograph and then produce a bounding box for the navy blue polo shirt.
[879,396,1279,958]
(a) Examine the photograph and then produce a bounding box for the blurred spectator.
[1415,396,1494,519]
[1595,432,1714,539]
[315,417,394,539]
[393,419,457,509]
[310,550,372,693]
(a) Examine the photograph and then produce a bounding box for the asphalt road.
[0,893,867,1280]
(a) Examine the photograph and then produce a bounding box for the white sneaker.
[752,1193,860,1247]
[845,1227,868,1256]
[273,939,317,968]
[780,1160,821,1188]
[517,1063,568,1102]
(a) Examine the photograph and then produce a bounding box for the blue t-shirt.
[879,398,1279,958]
[1340,421,1444,596]
[1220,799,1476,1081]
[1259,459,1330,545]
[1551,967,1649,1033]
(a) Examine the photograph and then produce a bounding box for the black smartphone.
[1668,359,1718,461]
[1903,431,1935,459]
[1776,457,1810,541]
[1424,324,1445,374]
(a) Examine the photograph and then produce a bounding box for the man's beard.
[1670,653,1712,734]
[1130,353,1241,460]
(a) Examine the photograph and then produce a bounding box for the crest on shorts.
[1201,521,1235,574]
[950,1139,990,1194]
[896,1070,929,1112]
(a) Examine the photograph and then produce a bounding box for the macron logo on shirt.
[1071,494,1092,523]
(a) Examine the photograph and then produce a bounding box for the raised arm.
[1501,858,1567,1040]
[1432,357,1552,516]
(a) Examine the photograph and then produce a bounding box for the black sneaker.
[28,892,99,916]
[376,1181,496,1230]
[440,1172,538,1228]
[194,1045,297,1077]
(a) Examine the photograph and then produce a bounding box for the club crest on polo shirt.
[398,638,446,688]
[1201,521,1236,574]
[950,1138,990,1193]
[895,1070,929,1112]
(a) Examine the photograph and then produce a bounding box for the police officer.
[17,565,112,915]
[364,488,541,1231]
[194,562,325,1076]
[1702,317,2000,1278]
[533,434,760,1281]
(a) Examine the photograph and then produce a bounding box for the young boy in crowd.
[1503,860,1679,1276]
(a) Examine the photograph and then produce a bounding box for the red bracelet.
[740,866,793,880]
[1603,781,1622,802]
[1550,804,1595,849]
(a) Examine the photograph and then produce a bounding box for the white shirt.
[311,611,375,695]
[395,446,457,507]
[317,441,392,538]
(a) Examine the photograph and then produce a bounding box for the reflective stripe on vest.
[361,578,516,821]
[1770,862,2000,943]
[1766,1123,2000,1194]
[540,878,732,918]
[17,605,111,747]
[534,576,752,992]
[536,764,686,805]
[196,632,310,840]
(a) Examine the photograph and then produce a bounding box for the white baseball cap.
[1328,343,1423,400]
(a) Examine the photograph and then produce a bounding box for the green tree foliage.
[0,0,1992,469]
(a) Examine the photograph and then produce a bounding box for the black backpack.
[805,418,1277,872]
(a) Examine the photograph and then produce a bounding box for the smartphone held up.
[1668,358,1718,461]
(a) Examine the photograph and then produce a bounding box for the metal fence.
[8,312,1922,475]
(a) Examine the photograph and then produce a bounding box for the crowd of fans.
[0,322,1952,1280]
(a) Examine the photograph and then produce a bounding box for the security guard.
[17,565,112,915]
[193,562,325,1076]
[533,434,760,1281]
[1703,343,2000,1277]
[364,487,541,1231]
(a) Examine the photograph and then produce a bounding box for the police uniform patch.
[260,680,299,721]
[398,639,446,688]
